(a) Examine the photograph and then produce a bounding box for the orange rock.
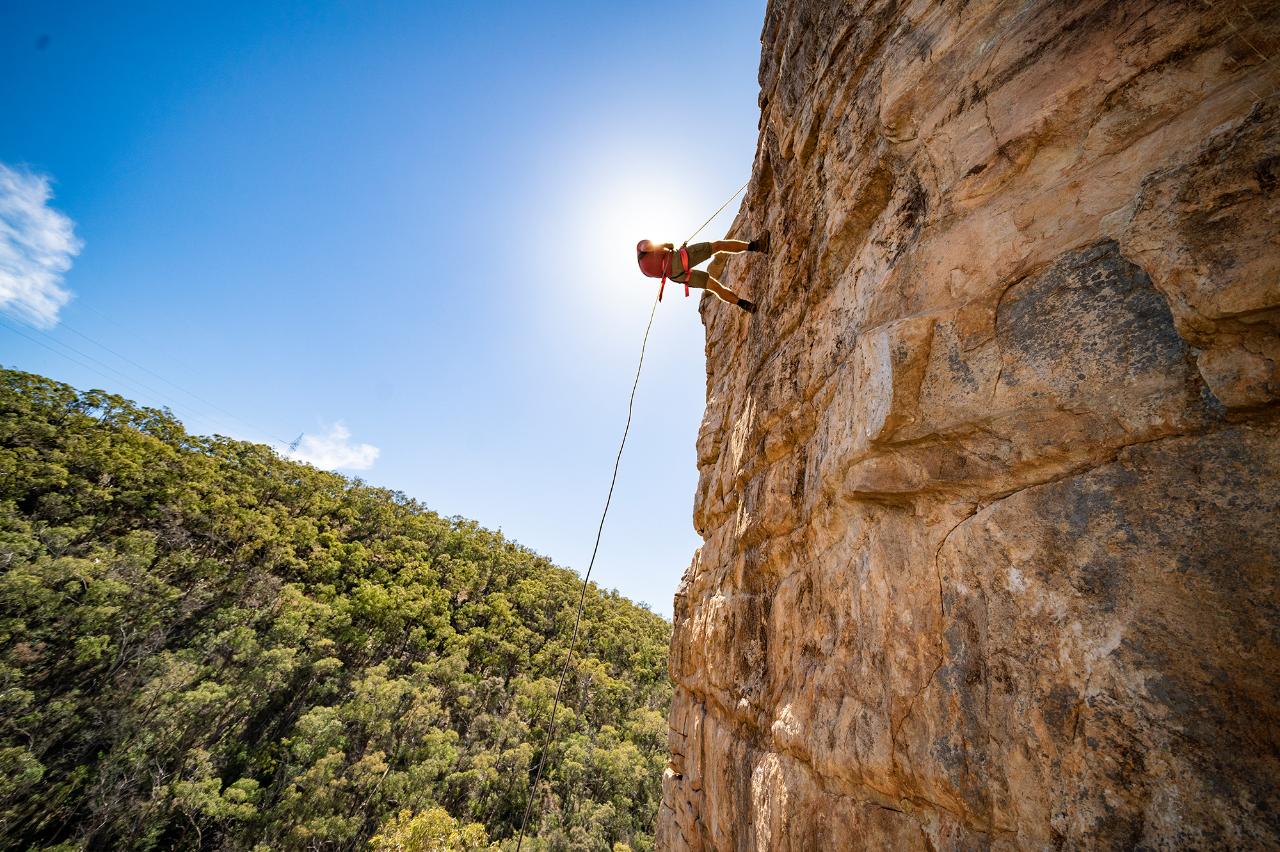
[659,0,1280,848]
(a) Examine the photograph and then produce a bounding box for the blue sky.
[0,1,765,616]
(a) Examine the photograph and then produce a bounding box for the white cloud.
[285,422,380,471]
[0,164,82,328]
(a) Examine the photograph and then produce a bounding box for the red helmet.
[636,239,652,254]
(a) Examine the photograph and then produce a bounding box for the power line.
[1,316,139,390]
[1,315,193,412]
[0,314,288,447]
[56,318,294,446]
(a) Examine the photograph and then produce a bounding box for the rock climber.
[635,232,769,313]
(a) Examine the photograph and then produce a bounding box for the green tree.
[0,367,671,850]
[370,807,493,851]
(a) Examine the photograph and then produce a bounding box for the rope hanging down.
[514,180,749,849]
[514,293,659,850]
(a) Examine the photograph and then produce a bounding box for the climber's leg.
[704,275,741,304]
[682,270,720,298]
[684,242,714,268]
[677,244,759,314]
[685,270,745,305]
[711,231,770,256]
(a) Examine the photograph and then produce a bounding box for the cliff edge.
[660,0,1279,848]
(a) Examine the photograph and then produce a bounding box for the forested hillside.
[0,368,671,851]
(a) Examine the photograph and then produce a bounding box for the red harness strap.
[655,245,693,302]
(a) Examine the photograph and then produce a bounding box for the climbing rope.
[514,180,750,848]
[514,291,659,850]
[682,179,750,246]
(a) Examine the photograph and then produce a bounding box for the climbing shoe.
[747,230,770,253]
[737,298,757,313]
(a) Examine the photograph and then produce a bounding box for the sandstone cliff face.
[659,1,1280,848]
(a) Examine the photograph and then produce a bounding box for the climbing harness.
[514,179,750,849]
[662,245,692,301]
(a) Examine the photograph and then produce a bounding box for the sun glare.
[578,176,701,274]
[529,127,737,355]
[540,169,706,333]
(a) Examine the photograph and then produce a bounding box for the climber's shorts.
[681,269,711,290]
[670,242,713,283]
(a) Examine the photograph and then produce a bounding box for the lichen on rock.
[660,0,1280,848]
